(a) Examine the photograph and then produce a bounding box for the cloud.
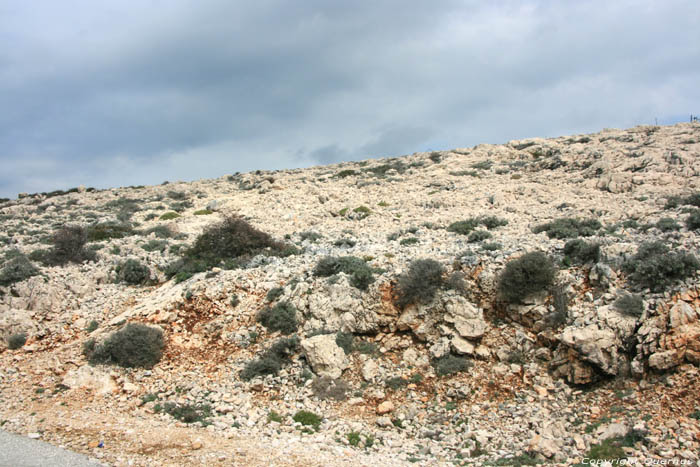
[0,0,699,197]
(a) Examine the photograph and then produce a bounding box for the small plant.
[159,212,180,221]
[687,210,700,230]
[230,294,240,307]
[563,239,600,265]
[622,241,699,292]
[482,242,502,251]
[471,160,493,170]
[7,332,27,350]
[155,402,211,425]
[429,152,442,163]
[498,251,556,303]
[353,206,371,219]
[656,217,680,232]
[584,438,626,461]
[395,259,445,308]
[433,354,471,376]
[257,302,297,335]
[115,259,151,285]
[335,332,354,354]
[193,209,213,216]
[468,230,492,243]
[313,256,374,290]
[385,376,409,390]
[141,239,168,252]
[347,431,361,446]
[399,237,419,246]
[614,293,644,317]
[299,231,322,242]
[293,410,322,431]
[533,217,601,239]
[0,253,38,286]
[47,225,97,265]
[87,223,134,241]
[240,336,299,380]
[447,218,480,235]
[267,410,283,423]
[266,286,284,302]
[86,320,99,333]
[83,323,164,369]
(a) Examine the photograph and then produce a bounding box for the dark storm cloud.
[1,0,699,197]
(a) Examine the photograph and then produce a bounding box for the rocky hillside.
[1,123,700,466]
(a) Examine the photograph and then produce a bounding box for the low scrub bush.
[194,209,213,216]
[447,216,507,235]
[533,217,601,239]
[468,230,492,243]
[240,336,299,380]
[614,293,644,317]
[87,223,134,241]
[656,217,680,232]
[433,354,472,376]
[155,402,211,425]
[257,302,297,335]
[141,239,168,252]
[46,226,97,265]
[563,239,600,265]
[395,259,445,308]
[498,251,556,303]
[293,410,322,431]
[335,331,354,354]
[0,252,38,286]
[313,256,374,290]
[116,259,151,285]
[159,212,180,221]
[84,323,164,369]
[7,332,27,350]
[266,286,284,302]
[622,241,699,292]
[686,210,700,230]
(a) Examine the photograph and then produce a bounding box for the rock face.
[300,334,349,379]
[62,365,118,395]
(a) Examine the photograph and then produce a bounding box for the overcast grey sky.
[1,0,699,198]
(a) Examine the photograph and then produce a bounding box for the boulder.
[300,334,349,379]
[62,365,118,395]
[443,296,487,339]
[560,325,620,375]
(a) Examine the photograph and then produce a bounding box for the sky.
[1,0,699,198]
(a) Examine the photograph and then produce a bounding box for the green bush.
[141,225,176,238]
[498,251,556,303]
[266,287,284,302]
[47,226,97,265]
[86,320,99,333]
[194,209,213,216]
[584,438,626,461]
[165,216,291,281]
[159,212,180,221]
[257,302,297,335]
[293,410,322,431]
[614,293,644,317]
[335,331,354,354]
[141,239,168,252]
[399,237,419,246]
[87,223,134,241]
[533,218,601,239]
[7,332,27,350]
[687,210,700,230]
[116,259,151,285]
[395,259,445,308]
[313,256,374,290]
[240,336,299,380]
[622,241,699,292]
[468,230,492,243]
[656,217,680,232]
[84,323,164,369]
[563,239,600,264]
[433,354,471,376]
[0,253,38,286]
[447,216,508,236]
[154,402,211,425]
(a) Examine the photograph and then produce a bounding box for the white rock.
[300,334,349,379]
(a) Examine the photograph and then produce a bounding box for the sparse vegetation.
[87,223,134,241]
[46,226,97,265]
[311,377,349,401]
[656,217,680,232]
[563,239,600,265]
[154,402,211,425]
[614,293,644,317]
[266,286,284,302]
[293,410,322,431]
[7,332,27,350]
[240,336,299,381]
[468,230,492,243]
[159,212,180,221]
[447,216,507,235]
[313,256,374,290]
[335,332,354,354]
[115,259,151,285]
[395,259,445,308]
[433,354,471,376]
[622,241,699,292]
[0,252,38,286]
[498,251,556,303]
[686,210,700,230]
[194,209,213,216]
[83,323,164,369]
[257,302,297,335]
[533,217,601,239]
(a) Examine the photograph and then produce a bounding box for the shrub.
[563,239,600,264]
[87,223,134,241]
[335,169,358,178]
[656,217,680,232]
[141,225,176,238]
[155,402,211,425]
[447,219,480,235]
[335,332,354,354]
[498,251,556,303]
[433,354,471,376]
[116,259,151,285]
[241,336,299,380]
[7,332,27,350]
[347,431,361,446]
[399,237,419,246]
[614,293,644,317]
[479,216,508,229]
[141,239,168,252]
[482,242,502,251]
[165,216,290,281]
[395,259,445,308]
[0,253,38,286]
[266,286,284,302]
[194,209,213,216]
[257,302,297,335]
[84,323,164,368]
[385,376,409,390]
[293,410,322,431]
[471,160,493,170]
[47,226,96,265]
[159,212,180,221]
[167,190,187,200]
[86,320,99,333]
[622,241,699,292]
[299,231,322,242]
[687,210,700,230]
[468,230,492,243]
[311,377,349,401]
[313,256,374,290]
[533,218,601,239]
[429,152,441,163]
[585,438,626,461]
